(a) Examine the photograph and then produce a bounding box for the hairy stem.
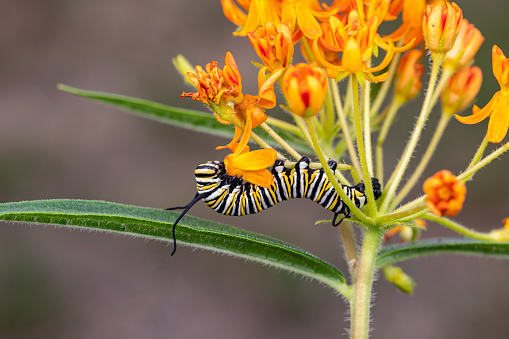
[351,227,383,339]
[330,78,362,175]
[390,113,452,210]
[260,122,302,160]
[339,221,359,280]
[375,98,404,185]
[265,116,303,136]
[380,55,443,213]
[352,76,377,217]
[423,214,498,241]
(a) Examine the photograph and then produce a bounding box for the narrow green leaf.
[376,238,509,268]
[58,84,311,153]
[0,199,348,295]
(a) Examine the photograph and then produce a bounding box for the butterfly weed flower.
[456,45,509,143]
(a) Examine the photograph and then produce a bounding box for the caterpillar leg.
[165,192,210,256]
[332,210,350,227]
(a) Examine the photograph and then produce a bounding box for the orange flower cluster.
[423,170,466,217]
[221,0,428,83]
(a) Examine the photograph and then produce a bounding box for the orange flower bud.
[248,22,294,72]
[422,2,463,55]
[281,63,328,118]
[423,170,466,217]
[444,19,484,71]
[394,49,424,102]
[441,66,483,114]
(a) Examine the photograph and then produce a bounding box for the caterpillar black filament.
[167,157,382,255]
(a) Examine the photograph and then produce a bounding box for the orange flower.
[441,66,483,115]
[394,49,424,103]
[422,2,463,55]
[182,52,242,107]
[310,11,412,82]
[281,0,338,39]
[248,21,294,72]
[224,148,277,188]
[386,0,426,47]
[221,0,282,36]
[456,45,509,143]
[281,63,328,117]
[443,19,484,71]
[423,170,466,217]
[182,52,270,151]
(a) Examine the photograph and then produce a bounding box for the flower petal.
[487,93,509,143]
[242,168,274,188]
[230,149,277,170]
[455,92,499,124]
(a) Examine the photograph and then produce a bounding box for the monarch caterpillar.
[168,157,382,255]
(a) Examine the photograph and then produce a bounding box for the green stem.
[260,122,302,160]
[375,98,404,185]
[306,116,373,225]
[458,141,509,182]
[325,89,335,136]
[352,76,377,217]
[380,55,443,214]
[429,67,454,111]
[376,203,427,226]
[463,134,489,181]
[423,214,497,241]
[291,113,314,148]
[339,221,359,281]
[351,227,383,339]
[362,75,374,176]
[265,116,303,136]
[389,113,452,211]
[371,41,403,116]
[330,78,362,175]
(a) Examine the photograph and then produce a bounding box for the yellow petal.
[231,149,277,170]
[455,92,499,124]
[242,168,274,188]
[487,94,509,143]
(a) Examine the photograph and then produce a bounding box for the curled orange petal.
[455,92,499,124]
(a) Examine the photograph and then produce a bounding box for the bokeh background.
[1,1,508,338]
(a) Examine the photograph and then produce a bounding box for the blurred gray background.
[0,1,508,338]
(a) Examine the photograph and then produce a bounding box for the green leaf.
[57,84,311,154]
[0,199,348,295]
[376,238,509,268]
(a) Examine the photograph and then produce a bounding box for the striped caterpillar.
[168,157,382,254]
